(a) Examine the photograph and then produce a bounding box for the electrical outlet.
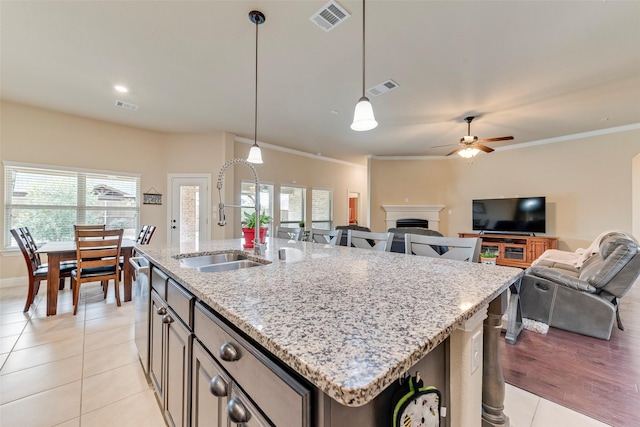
[471,331,482,373]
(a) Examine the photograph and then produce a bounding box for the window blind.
[4,163,140,247]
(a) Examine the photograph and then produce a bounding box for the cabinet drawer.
[167,279,194,329]
[194,302,310,427]
[151,267,168,300]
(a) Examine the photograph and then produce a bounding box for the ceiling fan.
[446,116,513,157]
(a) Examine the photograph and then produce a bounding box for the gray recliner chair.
[520,232,640,340]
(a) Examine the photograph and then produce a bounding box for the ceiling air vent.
[309,1,350,32]
[367,79,399,97]
[115,100,139,111]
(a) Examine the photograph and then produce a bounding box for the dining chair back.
[405,234,481,262]
[10,227,74,312]
[135,225,149,243]
[140,225,156,244]
[74,224,106,231]
[71,228,123,315]
[346,230,394,252]
[275,226,302,241]
[310,228,343,246]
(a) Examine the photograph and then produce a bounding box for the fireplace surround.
[382,205,445,232]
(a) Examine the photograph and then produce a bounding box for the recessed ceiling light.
[330,110,339,114]
[114,85,129,93]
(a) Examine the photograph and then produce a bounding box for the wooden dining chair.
[11,227,75,312]
[140,225,156,244]
[71,228,123,315]
[405,234,481,262]
[74,224,106,231]
[310,228,342,246]
[346,230,394,252]
[135,225,149,243]
[275,226,302,241]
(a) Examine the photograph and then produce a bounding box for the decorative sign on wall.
[143,188,162,205]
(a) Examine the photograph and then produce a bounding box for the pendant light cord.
[361,0,366,97]
[254,17,259,146]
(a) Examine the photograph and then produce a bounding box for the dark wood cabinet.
[459,233,558,268]
[191,340,229,426]
[150,271,194,427]
[149,290,166,402]
[165,308,191,427]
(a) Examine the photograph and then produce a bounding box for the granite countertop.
[136,237,522,407]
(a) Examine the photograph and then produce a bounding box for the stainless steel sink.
[176,250,268,273]
[196,260,264,272]
[178,252,248,268]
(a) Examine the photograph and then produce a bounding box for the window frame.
[241,180,274,234]
[311,187,333,230]
[4,161,141,248]
[279,185,306,227]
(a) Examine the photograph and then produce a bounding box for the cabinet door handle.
[209,375,228,397]
[227,397,251,423]
[219,342,240,362]
[156,306,167,315]
[162,314,174,324]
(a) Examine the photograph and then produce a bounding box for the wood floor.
[501,281,640,427]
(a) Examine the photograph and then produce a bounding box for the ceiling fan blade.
[445,146,463,156]
[479,136,514,143]
[431,143,457,149]
[473,143,495,153]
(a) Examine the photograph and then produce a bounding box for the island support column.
[482,290,509,427]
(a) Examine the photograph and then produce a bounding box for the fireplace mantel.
[382,205,445,232]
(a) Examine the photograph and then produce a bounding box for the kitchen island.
[136,237,522,426]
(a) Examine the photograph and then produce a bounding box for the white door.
[168,175,210,248]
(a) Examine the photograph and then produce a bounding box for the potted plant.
[242,211,272,248]
[480,248,498,265]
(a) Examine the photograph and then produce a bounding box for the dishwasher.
[130,256,151,377]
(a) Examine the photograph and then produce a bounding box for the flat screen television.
[472,197,546,234]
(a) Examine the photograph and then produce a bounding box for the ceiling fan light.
[247,144,263,164]
[458,147,480,158]
[351,96,378,131]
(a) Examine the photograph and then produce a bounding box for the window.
[4,163,140,247]
[311,188,333,230]
[241,181,273,233]
[279,186,305,226]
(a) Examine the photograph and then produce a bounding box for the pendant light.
[246,10,265,164]
[351,0,377,131]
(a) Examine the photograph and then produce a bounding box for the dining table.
[37,238,136,315]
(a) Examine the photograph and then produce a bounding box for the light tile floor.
[0,282,611,427]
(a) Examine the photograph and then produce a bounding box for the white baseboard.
[0,277,27,289]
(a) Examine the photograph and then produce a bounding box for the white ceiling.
[2,1,639,164]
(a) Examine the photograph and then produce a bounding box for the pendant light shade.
[247,143,263,164]
[351,0,377,132]
[247,10,265,164]
[351,96,377,131]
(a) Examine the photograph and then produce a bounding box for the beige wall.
[1,101,167,280]
[0,101,367,281]
[4,99,637,280]
[231,142,368,238]
[370,129,640,250]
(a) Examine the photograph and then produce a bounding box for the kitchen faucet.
[216,158,265,256]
